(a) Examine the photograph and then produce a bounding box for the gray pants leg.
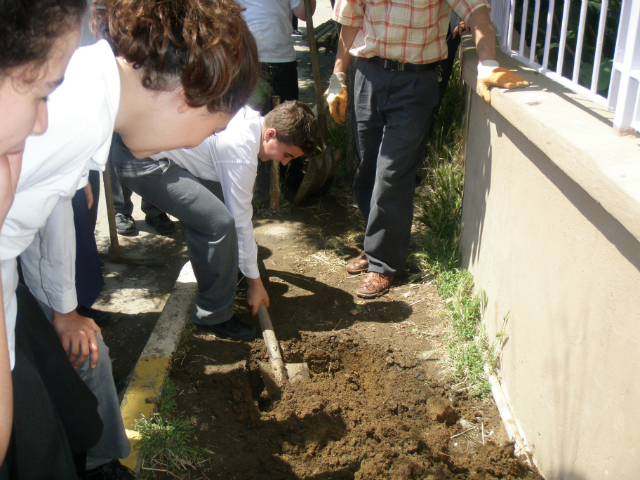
[79,338,131,469]
[35,301,131,469]
[353,58,440,274]
[109,134,237,325]
[109,157,163,218]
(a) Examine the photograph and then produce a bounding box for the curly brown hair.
[0,0,86,80]
[92,0,258,114]
[264,100,318,156]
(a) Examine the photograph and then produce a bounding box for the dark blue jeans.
[353,57,440,274]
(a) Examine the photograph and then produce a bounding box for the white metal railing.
[489,0,640,134]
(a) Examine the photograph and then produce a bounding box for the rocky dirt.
[146,194,541,480]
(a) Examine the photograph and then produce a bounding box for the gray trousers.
[109,134,237,325]
[108,159,162,218]
[353,58,440,274]
[37,301,131,470]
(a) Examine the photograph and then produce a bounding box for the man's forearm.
[334,25,360,74]
[468,7,497,63]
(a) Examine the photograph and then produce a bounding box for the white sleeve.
[214,161,260,279]
[20,200,77,314]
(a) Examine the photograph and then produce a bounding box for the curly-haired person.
[107,0,265,341]
[0,0,109,478]
[4,1,259,479]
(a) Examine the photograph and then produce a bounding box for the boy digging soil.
[110,100,317,339]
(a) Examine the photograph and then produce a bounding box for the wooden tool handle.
[257,304,288,388]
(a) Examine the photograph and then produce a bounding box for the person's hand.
[477,63,530,104]
[325,72,348,124]
[84,182,94,210]
[246,277,270,316]
[451,20,469,39]
[52,309,103,369]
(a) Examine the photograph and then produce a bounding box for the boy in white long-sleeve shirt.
[114,100,317,337]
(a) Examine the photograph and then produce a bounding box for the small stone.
[200,423,209,431]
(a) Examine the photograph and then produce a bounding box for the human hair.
[0,0,86,81]
[92,0,259,114]
[264,100,318,155]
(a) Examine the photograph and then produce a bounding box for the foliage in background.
[135,378,209,476]
[411,58,500,397]
[514,0,621,95]
[412,57,466,276]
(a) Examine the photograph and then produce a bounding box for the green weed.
[136,413,206,474]
[434,270,496,397]
[411,58,465,277]
[135,378,209,475]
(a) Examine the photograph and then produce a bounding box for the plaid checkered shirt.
[333,0,490,65]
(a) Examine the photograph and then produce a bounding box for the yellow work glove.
[325,72,348,124]
[477,60,529,104]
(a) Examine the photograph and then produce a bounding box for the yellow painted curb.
[118,262,197,471]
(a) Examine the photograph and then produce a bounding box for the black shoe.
[145,213,176,234]
[84,459,138,479]
[193,315,256,340]
[77,305,112,326]
[115,213,135,235]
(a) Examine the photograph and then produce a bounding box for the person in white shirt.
[0,0,103,476]
[239,0,316,102]
[5,1,259,478]
[110,100,318,339]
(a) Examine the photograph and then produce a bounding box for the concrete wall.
[459,39,640,479]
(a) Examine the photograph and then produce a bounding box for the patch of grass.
[136,413,206,475]
[135,378,209,475]
[435,270,496,398]
[406,60,501,397]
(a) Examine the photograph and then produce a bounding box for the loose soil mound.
[162,329,540,479]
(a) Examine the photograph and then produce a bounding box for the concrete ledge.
[460,35,640,244]
[119,261,197,470]
[459,35,640,479]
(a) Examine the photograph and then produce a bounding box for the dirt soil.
[148,193,541,480]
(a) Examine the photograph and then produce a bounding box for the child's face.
[259,128,304,166]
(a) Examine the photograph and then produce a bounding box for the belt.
[368,56,438,72]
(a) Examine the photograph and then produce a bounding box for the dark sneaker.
[193,315,256,340]
[115,213,135,235]
[84,459,138,480]
[145,213,176,234]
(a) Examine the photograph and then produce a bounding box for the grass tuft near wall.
[412,58,499,397]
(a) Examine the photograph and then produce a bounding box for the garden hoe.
[257,304,309,397]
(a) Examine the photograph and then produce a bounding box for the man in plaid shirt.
[326,0,528,298]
